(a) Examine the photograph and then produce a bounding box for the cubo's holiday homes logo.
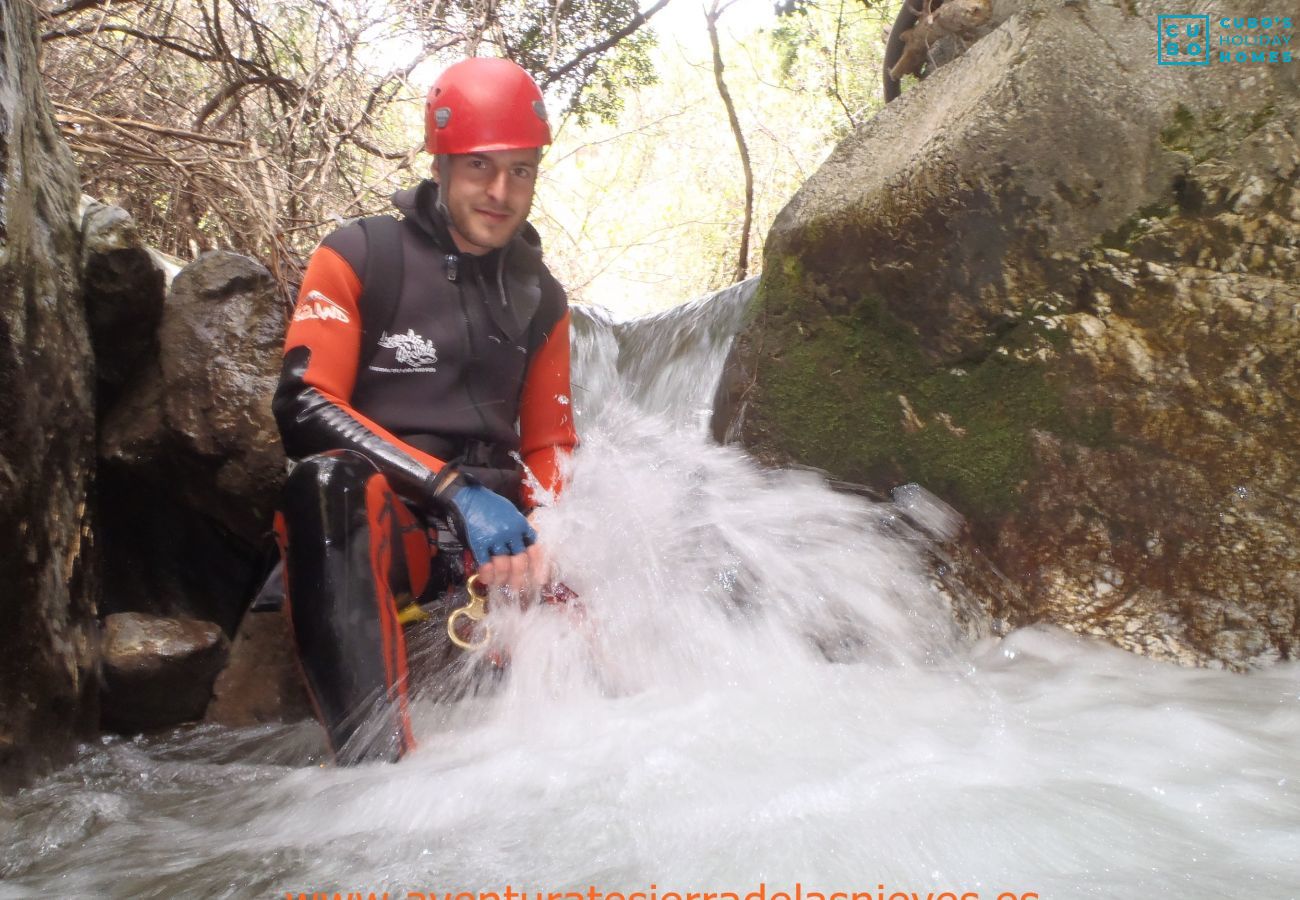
[1157,14,1210,64]
[1158,14,1294,66]
[1216,15,1293,63]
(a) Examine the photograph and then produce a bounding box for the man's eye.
[513,167,535,179]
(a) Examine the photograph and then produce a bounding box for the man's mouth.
[475,208,511,223]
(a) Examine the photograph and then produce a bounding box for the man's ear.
[430,158,440,184]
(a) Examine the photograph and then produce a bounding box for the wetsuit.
[272,179,577,763]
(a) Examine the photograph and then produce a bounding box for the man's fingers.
[482,548,525,595]
[477,531,545,596]
[526,542,549,589]
[506,549,529,597]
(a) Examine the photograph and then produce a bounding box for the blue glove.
[435,473,537,567]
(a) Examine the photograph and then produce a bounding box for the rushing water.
[3,284,1298,900]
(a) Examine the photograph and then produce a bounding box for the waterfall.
[570,276,758,436]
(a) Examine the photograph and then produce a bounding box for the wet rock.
[98,251,288,632]
[158,251,287,541]
[710,348,750,445]
[205,610,312,727]
[0,0,99,788]
[100,613,230,733]
[80,200,170,411]
[730,0,1299,668]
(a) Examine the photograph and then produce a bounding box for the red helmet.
[425,57,552,155]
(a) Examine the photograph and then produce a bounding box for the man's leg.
[274,450,421,764]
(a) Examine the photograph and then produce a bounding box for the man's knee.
[279,450,387,542]
[283,449,378,503]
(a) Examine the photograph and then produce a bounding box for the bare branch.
[54,101,248,147]
[193,75,296,129]
[44,0,143,19]
[705,0,754,283]
[541,0,673,88]
[41,23,217,59]
[829,0,857,127]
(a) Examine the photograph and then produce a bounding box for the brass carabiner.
[447,574,491,651]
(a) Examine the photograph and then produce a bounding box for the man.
[271,57,578,764]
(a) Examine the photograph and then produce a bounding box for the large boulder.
[0,0,99,788]
[727,0,1299,667]
[157,251,287,539]
[98,251,287,633]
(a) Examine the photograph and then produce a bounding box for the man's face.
[436,148,540,255]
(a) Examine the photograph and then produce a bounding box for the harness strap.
[357,215,406,371]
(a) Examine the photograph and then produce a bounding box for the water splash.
[3,285,1298,899]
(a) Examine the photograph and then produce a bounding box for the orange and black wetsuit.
[272,179,577,763]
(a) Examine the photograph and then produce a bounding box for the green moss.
[1098,202,1173,250]
[749,259,1112,524]
[1159,104,1198,153]
[1158,102,1276,165]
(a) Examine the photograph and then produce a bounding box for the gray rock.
[100,612,230,733]
[0,0,99,788]
[154,251,287,542]
[160,251,286,529]
[81,201,168,408]
[730,0,1299,668]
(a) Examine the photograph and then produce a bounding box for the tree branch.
[41,23,215,58]
[43,0,142,19]
[541,0,673,88]
[193,75,296,129]
[705,0,754,283]
[54,101,248,147]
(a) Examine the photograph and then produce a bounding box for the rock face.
[81,200,170,412]
[98,251,287,633]
[205,609,312,727]
[0,0,99,787]
[100,613,230,732]
[156,251,286,542]
[727,0,1299,667]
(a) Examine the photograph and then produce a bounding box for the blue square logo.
[1158,15,1211,65]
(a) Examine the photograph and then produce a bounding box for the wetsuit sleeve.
[273,243,452,508]
[518,308,579,509]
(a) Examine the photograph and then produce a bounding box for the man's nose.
[486,169,510,202]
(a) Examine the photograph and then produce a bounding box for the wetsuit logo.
[292,290,352,324]
[373,329,438,372]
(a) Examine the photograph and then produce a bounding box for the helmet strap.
[434,154,452,221]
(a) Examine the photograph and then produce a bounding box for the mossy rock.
[727,0,1300,668]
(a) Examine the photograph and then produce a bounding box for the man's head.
[425,57,551,255]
